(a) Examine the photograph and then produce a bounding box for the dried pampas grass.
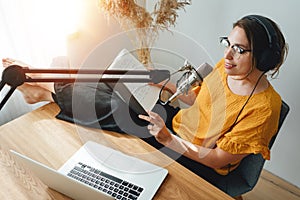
[98,0,191,65]
[154,0,190,30]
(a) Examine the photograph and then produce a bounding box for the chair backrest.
[269,101,290,148]
[215,100,290,197]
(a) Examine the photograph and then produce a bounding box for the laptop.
[10,141,168,200]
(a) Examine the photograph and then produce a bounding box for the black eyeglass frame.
[219,37,252,55]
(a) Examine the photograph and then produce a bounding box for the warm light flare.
[22,0,84,56]
[32,0,83,37]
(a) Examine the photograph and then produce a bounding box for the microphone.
[166,62,213,104]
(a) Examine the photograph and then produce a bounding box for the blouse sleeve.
[216,105,280,160]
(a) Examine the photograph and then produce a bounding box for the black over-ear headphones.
[243,15,281,72]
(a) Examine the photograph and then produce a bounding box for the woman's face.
[223,26,253,79]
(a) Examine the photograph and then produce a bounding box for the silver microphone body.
[167,62,213,103]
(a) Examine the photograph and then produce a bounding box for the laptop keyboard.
[67,162,144,200]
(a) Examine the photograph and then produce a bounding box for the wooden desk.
[0,103,233,200]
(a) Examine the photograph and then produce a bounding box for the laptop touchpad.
[103,152,160,174]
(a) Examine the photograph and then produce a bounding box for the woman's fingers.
[139,111,156,122]
[138,113,151,122]
[139,111,164,134]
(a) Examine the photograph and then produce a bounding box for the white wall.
[66,0,300,188]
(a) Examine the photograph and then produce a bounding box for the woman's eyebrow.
[227,37,249,49]
[231,41,250,49]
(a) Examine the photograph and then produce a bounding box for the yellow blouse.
[172,59,282,175]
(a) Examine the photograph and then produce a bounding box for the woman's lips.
[225,63,236,69]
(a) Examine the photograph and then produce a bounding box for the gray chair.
[214,100,290,197]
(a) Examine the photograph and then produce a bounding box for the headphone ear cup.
[256,47,281,71]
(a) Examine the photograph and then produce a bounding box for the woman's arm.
[139,111,249,169]
[166,134,248,168]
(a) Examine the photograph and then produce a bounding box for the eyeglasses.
[219,37,251,59]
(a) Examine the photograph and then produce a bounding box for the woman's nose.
[224,48,233,60]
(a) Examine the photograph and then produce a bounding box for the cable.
[158,69,181,105]
[158,76,171,105]
[227,71,267,132]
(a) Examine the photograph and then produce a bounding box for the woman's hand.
[138,111,172,145]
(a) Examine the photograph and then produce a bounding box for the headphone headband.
[244,15,276,49]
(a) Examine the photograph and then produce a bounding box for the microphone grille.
[197,62,213,79]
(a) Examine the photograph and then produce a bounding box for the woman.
[2,14,288,187]
[140,14,289,176]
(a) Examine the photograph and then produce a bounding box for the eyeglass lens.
[220,37,251,59]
